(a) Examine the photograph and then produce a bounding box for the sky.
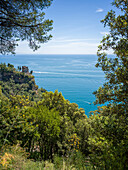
[16,0,115,55]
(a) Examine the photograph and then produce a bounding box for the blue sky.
[16,0,114,54]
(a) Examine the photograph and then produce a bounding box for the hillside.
[0,63,46,101]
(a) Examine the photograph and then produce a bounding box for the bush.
[0,145,28,169]
[53,155,63,169]
[0,145,45,170]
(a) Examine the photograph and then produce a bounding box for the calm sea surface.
[0,54,105,116]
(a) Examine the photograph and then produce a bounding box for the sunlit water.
[0,54,105,116]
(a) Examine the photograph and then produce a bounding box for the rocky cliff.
[0,63,38,91]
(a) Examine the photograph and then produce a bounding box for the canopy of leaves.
[88,111,128,169]
[0,0,53,54]
[94,0,128,113]
[89,0,128,168]
[0,64,88,160]
[0,63,46,100]
[1,1,128,167]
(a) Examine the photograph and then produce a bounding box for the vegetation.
[0,63,46,101]
[0,0,53,54]
[0,145,94,170]
[0,0,127,169]
[89,0,128,169]
[0,63,89,166]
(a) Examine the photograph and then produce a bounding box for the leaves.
[0,0,53,54]
[90,0,128,168]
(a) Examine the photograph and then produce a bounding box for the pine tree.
[94,0,128,115]
[0,0,53,54]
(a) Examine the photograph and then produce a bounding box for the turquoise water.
[0,54,105,116]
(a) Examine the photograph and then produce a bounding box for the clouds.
[48,38,99,49]
[96,8,104,13]
[51,38,99,43]
[16,37,100,54]
[16,36,113,55]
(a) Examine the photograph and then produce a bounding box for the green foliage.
[41,90,86,121]
[0,79,89,161]
[94,0,128,110]
[88,112,128,169]
[53,155,63,169]
[66,151,89,170]
[0,63,46,101]
[24,104,61,160]
[89,0,128,169]
[68,134,80,152]
[38,90,87,156]
[75,118,91,156]
[0,145,45,169]
[0,0,53,54]
[1,1,127,168]
[0,91,35,148]
[0,89,61,160]
[0,145,94,170]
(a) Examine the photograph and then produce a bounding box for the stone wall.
[22,66,29,73]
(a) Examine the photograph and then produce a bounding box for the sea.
[0,54,106,117]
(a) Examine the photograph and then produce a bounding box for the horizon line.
[0,53,114,55]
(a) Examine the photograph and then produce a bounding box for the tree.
[39,90,86,156]
[88,109,128,169]
[94,0,128,114]
[89,0,128,168]
[23,105,61,160]
[0,0,53,54]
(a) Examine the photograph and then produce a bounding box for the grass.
[0,145,94,170]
